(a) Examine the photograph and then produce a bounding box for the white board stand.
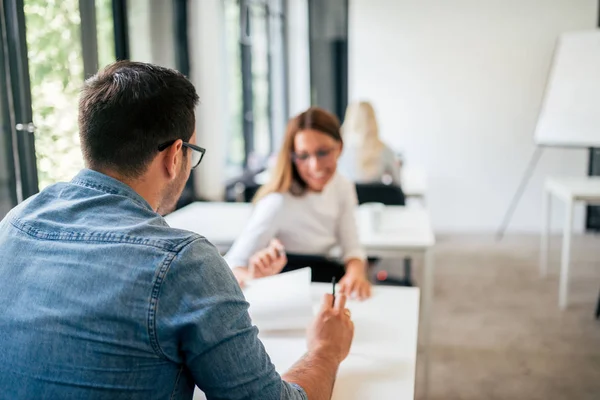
[497,30,600,238]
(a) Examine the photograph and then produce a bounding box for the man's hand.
[282,293,354,400]
[338,259,371,301]
[307,293,354,364]
[248,239,287,279]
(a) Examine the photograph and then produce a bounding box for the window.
[127,0,176,69]
[95,0,116,69]
[223,0,288,175]
[23,0,117,190]
[1,0,39,205]
[1,0,194,213]
[0,53,18,217]
[23,0,85,189]
[308,0,348,121]
[224,1,244,171]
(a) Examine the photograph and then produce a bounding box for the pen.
[332,276,336,306]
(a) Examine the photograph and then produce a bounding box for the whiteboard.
[534,30,600,147]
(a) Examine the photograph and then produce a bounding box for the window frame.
[227,0,289,172]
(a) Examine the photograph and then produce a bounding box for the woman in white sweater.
[338,101,401,186]
[225,107,371,300]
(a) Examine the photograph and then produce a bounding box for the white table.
[539,176,600,309]
[194,284,420,400]
[166,202,435,256]
[166,202,253,253]
[166,202,435,395]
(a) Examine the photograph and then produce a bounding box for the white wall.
[286,0,311,117]
[189,0,228,200]
[349,0,597,232]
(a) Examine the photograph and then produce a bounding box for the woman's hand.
[248,239,287,279]
[232,266,251,287]
[338,259,371,300]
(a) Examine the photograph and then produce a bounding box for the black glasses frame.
[158,140,206,169]
[291,147,336,163]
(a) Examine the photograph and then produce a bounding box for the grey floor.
[397,234,600,400]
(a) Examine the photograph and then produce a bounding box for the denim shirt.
[0,169,307,400]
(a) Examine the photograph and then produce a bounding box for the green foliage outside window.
[24,0,114,189]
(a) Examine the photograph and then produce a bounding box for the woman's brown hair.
[253,107,342,202]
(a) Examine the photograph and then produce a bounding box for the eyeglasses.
[158,140,206,169]
[292,147,336,163]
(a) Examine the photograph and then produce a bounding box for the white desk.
[539,176,600,309]
[194,284,420,400]
[166,202,253,253]
[166,202,435,254]
[166,201,435,396]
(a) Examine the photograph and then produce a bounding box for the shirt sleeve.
[336,178,367,263]
[224,194,285,269]
[155,237,307,400]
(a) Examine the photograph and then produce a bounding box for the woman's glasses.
[292,147,336,163]
[158,140,206,169]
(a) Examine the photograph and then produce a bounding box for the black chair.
[242,183,261,202]
[355,183,405,206]
[224,169,265,202]
[355,183,414,287]
[281,254,346,283]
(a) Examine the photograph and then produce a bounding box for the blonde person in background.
[225,107,372,300]
[338,101,401,186]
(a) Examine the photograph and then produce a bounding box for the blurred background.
[1,0,598,233]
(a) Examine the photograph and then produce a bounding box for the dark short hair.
[79,61,200,177]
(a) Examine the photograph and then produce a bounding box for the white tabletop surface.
[166,202,253,250]
[545,176,600,202]
[165,202,435,254]
[194,284,420,400]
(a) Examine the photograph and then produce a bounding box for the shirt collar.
[71,169,154,212]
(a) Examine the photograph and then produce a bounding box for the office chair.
[224,169,264,202]
[243,183,261,202]
[355,182,414,287]
[355,182,405,206]
[282,253,346,283]
[241,181,407,205]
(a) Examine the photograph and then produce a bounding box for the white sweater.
[224,173,366,268]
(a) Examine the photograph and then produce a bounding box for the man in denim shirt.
[0,61,354,399]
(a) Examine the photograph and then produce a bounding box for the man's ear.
[162,140,183,180]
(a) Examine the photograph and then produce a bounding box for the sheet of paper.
[244,267,314,332]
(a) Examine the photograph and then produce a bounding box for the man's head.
[79,61,200,214]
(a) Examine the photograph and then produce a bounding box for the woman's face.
[293,129,341,192]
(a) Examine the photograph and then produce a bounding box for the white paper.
[243,268,314,332]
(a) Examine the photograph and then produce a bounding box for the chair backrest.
[224,169,265,202]
[283,253,345,283]
[355,183,405,206]
[231,182,406,205]
[243,183,261,202]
